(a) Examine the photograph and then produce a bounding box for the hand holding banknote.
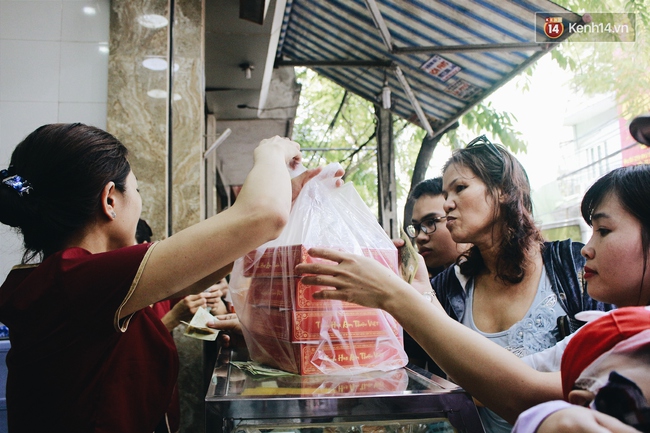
[182,307,221,341]
[206,313,244,348]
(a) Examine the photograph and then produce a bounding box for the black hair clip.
[1,169,33,197]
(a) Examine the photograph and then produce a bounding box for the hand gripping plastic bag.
[229,162,408,375]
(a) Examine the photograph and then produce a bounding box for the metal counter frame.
[205,350,484,433]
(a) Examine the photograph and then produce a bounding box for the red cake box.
[247,276,358,311]
[360,247,399,274]
[242,244,330,278]
[243,244,398,278]
[245,332,407,375]
[244,305,402,342]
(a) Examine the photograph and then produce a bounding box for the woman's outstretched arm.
[122,136,301,316]
[297,247,563,423]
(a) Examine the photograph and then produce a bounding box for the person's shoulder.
[544,238,584,249]
[60,244,151,261]
[55,244,153,275]
[430,265,457,284]
[543,239,585,261]
[430,265,463,294]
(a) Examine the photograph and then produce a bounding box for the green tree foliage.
[550,0,650,118]
[444,101,526,153]
[293,68,423,211]
[292,0,650,222]
[293,68,528,213]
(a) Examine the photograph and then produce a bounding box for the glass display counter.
[205,350,484,433]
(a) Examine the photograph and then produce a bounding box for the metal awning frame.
[364,0,576,138]
[276,40,558,138]
[276,0,578,139]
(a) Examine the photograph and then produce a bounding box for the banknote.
[399,227,419,283]
[182,306,220,341]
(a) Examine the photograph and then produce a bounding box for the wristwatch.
[422,291,437,303]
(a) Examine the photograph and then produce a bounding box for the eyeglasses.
[406,216,447,238]
[465,135,505,164]
[589,371,650,431]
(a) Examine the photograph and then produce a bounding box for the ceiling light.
[142,57,168,71]
[137,14,168,29]
[147,89,167,99]
[83,6,97,15]
[146,89,182,101]
[98,43,109,54]
[239,62,254,79]
[237,103,299,111]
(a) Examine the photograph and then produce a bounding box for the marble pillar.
[107,0,204,239]
[107,0,170,239]
[170,0,205,234]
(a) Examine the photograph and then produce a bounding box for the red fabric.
[151,298,182,320]
[0,244,179,433]
[151,299,172,319]
[150,296,183,432]
[561,306,650,399]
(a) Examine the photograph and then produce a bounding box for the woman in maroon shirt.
[0,123,331,432]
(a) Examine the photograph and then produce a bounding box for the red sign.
[420,55,461,82]
[544,17,564,39]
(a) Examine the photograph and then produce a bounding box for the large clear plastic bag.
[230,163,408,375]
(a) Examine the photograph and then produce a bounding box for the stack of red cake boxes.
[242,244,406,375]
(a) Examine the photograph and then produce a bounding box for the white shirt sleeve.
[521,332,574,372]
[512,400,573,433]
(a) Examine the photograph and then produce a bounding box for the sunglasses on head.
[465,135,505,164]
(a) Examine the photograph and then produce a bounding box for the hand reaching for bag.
[206,313,245,349]
[290,166,345,202]
[392,238,433,295]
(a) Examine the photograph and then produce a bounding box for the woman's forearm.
[300,248,563,423]
[123,139,298,316]
[383,284,563,423]
[160,311,180,332]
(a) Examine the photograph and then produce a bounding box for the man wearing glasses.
[407,177,468,276]
[403,178,468,373]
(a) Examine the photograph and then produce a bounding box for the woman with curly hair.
[417,135,612,432]
[298,163,650,432]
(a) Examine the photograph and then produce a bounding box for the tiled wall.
[0,0,110,279]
